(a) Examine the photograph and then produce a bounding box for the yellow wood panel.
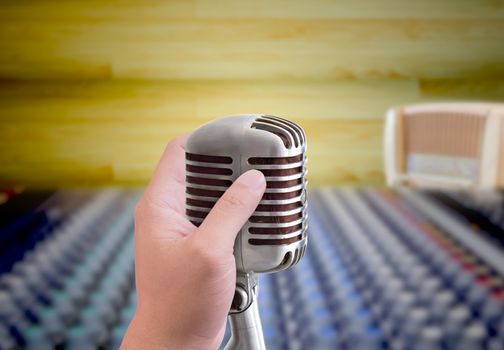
[1,79,502,187]
[2,0,503,20]
[0,119,384,187]
[0,80,398,186]
[1,0,503,187]
[0,79,423,122]
[420,79,504,99]
[1,79,500,124]
[1,18,503,79]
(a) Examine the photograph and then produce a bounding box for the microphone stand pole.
[224,273,266,350]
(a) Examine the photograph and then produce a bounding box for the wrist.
[121,311,184,350]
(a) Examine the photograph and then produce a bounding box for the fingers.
[143,134,190,214]
[195,170,266,254]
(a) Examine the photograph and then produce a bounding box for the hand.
[120,135,266,350]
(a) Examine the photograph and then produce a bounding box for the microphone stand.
[224,273,266,350]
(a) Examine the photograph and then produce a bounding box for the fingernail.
[238,170,266,192]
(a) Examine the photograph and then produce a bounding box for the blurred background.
[1,0,503,188]
[1,1,504,350]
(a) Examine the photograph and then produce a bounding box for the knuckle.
[164,136,183,153]
[190,240,223,273]
[133,196,158,224]
[220,191,247,209]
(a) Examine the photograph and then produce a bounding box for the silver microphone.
[185,114,308,350]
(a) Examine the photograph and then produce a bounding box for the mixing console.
[0,188,503,349]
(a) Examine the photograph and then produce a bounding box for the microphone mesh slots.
[185,152,233,225]
[185,115,307,255]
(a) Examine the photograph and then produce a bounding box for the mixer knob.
[457,321,487,350]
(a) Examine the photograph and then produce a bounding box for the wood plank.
[0,119,384,187]
[0,1,502,188]
[2,0,503,20]
[0,80,395,186]
[0,79,422,122]
[1,78,501,187]
[2,79,501,125]
[193,0,504,20]
[1,19,503,80]
[420,79,504,99]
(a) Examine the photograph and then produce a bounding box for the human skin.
[120,135,266,350]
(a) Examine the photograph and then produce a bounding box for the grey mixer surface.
[0,188,503,349]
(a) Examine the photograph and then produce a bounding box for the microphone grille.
[251,115,306,149]
[247,153,306,247]
[185,114,308,271]
[247,115,307,250]
[185,153,234,227]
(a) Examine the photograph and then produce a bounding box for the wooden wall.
[1,0,503,187]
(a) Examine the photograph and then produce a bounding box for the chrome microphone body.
[185,115,308,350]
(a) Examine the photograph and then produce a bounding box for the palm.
[133,135,236,349]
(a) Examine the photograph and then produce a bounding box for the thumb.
[195,170,266,254]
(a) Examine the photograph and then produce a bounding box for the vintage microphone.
[185,115,308,350]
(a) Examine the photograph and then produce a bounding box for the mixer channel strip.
[1,188,504,349]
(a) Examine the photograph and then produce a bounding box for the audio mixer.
[0,188,503,349]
